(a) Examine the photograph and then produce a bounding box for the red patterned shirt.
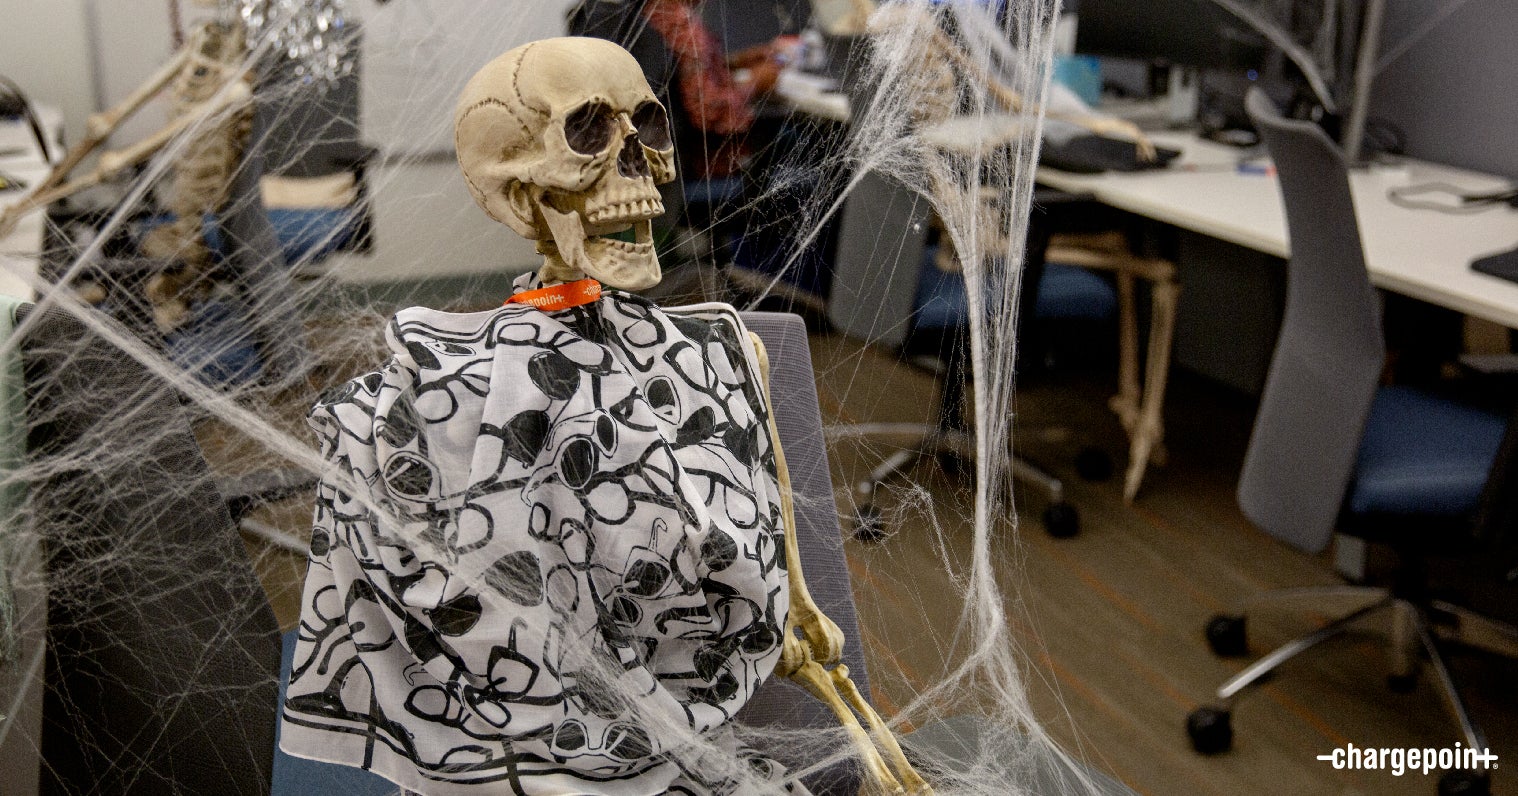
[642,0,756,177]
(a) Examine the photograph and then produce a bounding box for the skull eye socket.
[631,101,671,151]
[564,101,615,155]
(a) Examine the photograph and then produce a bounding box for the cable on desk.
[1387,181,1518,214]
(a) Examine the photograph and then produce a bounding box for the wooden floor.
[808,332,1518,796]
[239,324,1518,796]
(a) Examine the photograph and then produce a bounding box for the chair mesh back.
[18,305,281,794]
[736,311,869,794]
[1237,88,1386,553]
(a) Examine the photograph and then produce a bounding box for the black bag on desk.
[1472,245,1518,286]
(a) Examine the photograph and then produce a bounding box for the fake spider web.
[2,0,1438,793]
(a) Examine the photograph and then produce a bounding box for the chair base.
[837,422,1077,540]
[1190,584,1518,761]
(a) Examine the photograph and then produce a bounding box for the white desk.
[1035,130,1518,330]
[798,97,1518,329]
[0,108,62,301]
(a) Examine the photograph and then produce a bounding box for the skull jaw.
[538,201,662,291]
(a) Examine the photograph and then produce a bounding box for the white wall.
[89,0,177,146]
[353,0,579,157]
[4,0,580,155]
[0,0,96,144]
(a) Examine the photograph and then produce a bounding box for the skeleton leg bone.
[917,24,1158,161]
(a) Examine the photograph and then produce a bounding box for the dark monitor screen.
[702,0,811,52]
[1074,0,1271,73]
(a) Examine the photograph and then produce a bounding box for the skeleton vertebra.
[455,38,675,291]
[455,37,931,794]
[143,19,253,331]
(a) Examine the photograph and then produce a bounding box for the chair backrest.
[827,169,934,350]
[256,25,364,180]
[737,310,869,795]
[16,305,282,794]
[1237,88,1386,553]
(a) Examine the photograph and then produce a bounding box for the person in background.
[569,0,799,180]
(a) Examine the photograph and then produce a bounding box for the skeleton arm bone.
[922,26,1158,162]
[747,332,844,667]
[0,79,251,238]
[747,331,933,795]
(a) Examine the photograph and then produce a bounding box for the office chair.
[234,24,377,270]
[1184,89,1514,795]
[827,168,1083,539]
[271,311,875,794]
[11,303,284,795]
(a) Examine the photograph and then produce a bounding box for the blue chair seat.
[274,629,397,795]
[1349,385,1506,516]
[138,208,361,268]
[680,176,745,207]
[207,207,361,266]
[912,248,1117,331]
[1037,262,1118,321]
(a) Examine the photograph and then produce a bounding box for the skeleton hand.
[1072,115,1158,162]
[749,331,932,795]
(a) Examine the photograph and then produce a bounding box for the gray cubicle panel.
[828,169,933,351]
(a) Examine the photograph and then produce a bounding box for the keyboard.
[1040,134,1183,174]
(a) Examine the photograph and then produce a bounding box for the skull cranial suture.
[455,37,676,290]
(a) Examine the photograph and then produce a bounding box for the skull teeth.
[592,237,652,252]
[587,198,663,225]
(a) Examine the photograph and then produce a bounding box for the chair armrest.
[218,468,318,522]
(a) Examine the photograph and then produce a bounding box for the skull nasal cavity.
[617,135,651,179]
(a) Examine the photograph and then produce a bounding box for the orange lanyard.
[505,279,602,311]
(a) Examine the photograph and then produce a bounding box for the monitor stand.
[1166,67,1200,127]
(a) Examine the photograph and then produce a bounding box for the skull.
[455,38,677,291]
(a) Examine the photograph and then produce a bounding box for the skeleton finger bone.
[786,657,908,796]
[833,667,932,794]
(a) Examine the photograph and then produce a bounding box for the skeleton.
[869,4,1158,163]
[869,5,1179,503]
[0,7,252,331]
[455,37,931,795]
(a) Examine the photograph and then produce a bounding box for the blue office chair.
[828,170,1109,538]
[1185,89,1513,795]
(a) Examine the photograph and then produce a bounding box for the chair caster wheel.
[1387,672,1418,693]
[1205,615,1249,657]
[1075,446,1114,481]
[1186,706,1233,755]
[1043,502,1079,538]
[854,504,886,543]
[1439,769,1490,796]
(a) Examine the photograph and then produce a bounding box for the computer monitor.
[1073,0,1270,75]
